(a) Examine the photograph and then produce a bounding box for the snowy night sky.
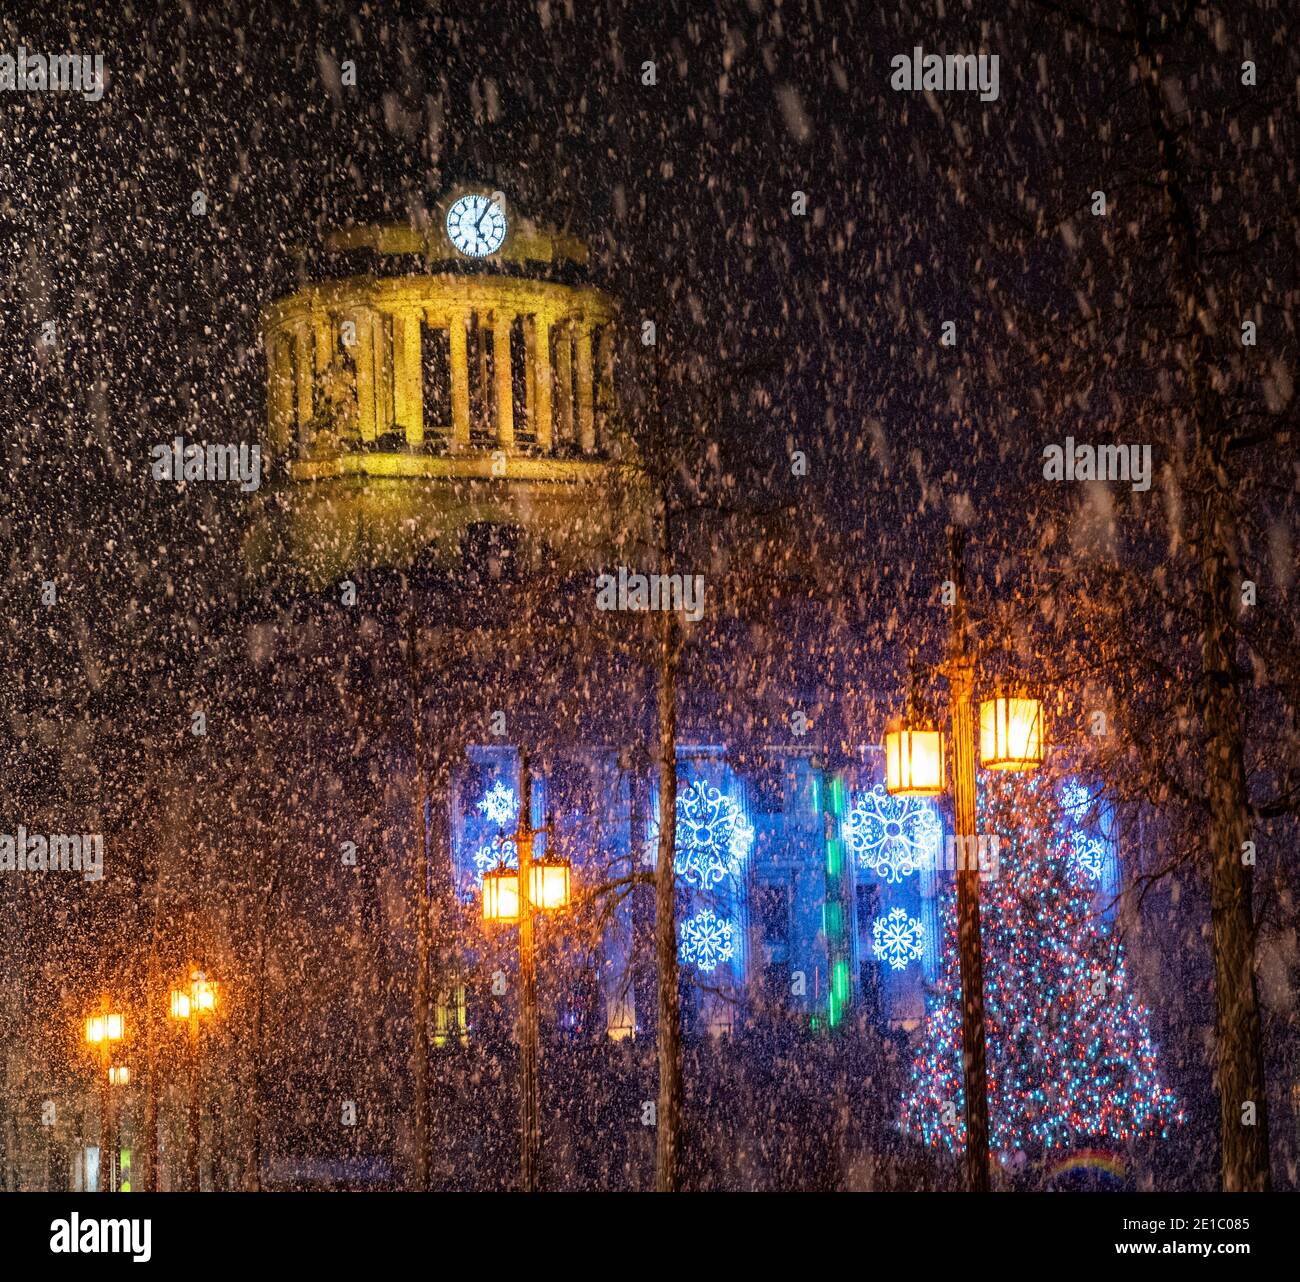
[0,0,1296,1200]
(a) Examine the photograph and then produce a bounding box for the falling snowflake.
[1069,831,1106,882]
[679,908,736,973]
[871,907,926,971]
[845,785,940,884]
[477,780,519,828]
[672,780,754,889]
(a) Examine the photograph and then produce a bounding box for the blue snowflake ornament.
[1059,780,1092,824]
[473,838,517,877]
[478,780,519,828]
[871,907,926,971]
[1069,831,1106,882]
[846,785,940,884]
[679,908,737,973]
[673,781,754,889]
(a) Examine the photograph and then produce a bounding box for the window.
[856,883,881,936]
[758,883,790,946]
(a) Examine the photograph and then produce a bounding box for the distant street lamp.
[84,997,125,1192]
[168,967,219,1191]
[479,750,572,1192]
[885,528,1046,1192]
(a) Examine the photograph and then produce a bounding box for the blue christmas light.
[845,784,940,884]
[872,906,926,971]
[679,908,737,973]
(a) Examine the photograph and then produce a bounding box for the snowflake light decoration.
[845,785,940,884]
[672,780,754,889]
[473,838,516,877]
[1059,780,1092,824]
[679,908,736,973]
[1069,831,1106,882]
[477,780,519,828]
[871,907,926,971]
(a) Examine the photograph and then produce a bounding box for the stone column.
[394,310,424,446]
[575,323,594,453]
[354,311,377,442]
[449,312,470,451]
[313,311,333,440]
[554,321,574,447]
[527,314,553,453]
[493,312,514,448]
[477,314,493,434]
[293,324,314,437]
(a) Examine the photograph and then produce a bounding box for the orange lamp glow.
[169,989,191,1020]
[108,1065,130,1086]
[884,718,947,796]
[529,856,572,912]
[482,864,520,923]
[85,1011,124,1044]
[979,693,1046,770]
[190,971,217,1013]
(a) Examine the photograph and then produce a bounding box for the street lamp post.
[945,533,991,1194]
[884,528,1046,1192]
[83,999,125,1192]
[515,757,541,1194]
[168,968,218,1191]
[106,1065,130,1192]
[480,749,572,1193]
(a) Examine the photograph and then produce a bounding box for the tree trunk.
[653,582,683,1191]
[246,911,267,1191]
[143,873,161,1192]
[1130,1,1270,1191]
[403,584,432,1192]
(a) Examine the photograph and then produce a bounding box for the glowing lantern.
[169,989,191,1020]
[85,1011,124,1044]
[529,855,572,912]
[108,1065,130,1086]
[979,691,1046,770]
[482,864,520,923]
[190,971,217,1012]
[884,717,947,796]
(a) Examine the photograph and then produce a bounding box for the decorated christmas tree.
[900,772,1182,1162]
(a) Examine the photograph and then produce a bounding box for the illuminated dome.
[246,188,636,585]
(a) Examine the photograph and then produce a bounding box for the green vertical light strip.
[821,770,851,1029]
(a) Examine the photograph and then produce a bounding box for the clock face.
[445,194,507,257]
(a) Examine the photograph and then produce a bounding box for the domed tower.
[246,187,636,585]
